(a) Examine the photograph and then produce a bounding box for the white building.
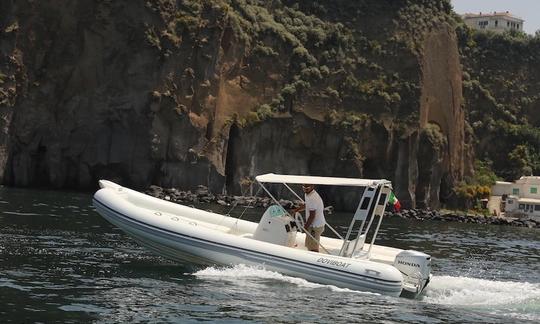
[490,176,540,220]
[462,11,524,33]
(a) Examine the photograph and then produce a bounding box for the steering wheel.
[294,212,305,232]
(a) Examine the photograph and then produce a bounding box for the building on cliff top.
[462,11,524,33]
[489,176,540,221]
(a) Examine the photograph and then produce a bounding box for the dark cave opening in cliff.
[32,145,51,187]
[439,173,452,206]
[224,123,240,195]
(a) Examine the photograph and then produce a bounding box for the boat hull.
[93,183,405,297]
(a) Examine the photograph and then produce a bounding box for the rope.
[236,186,263,221]
[216,186,263,232]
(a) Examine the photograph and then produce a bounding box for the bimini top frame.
[255,173,390,187]
[255,173,393,259]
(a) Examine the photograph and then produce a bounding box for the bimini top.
[255,173,390,187]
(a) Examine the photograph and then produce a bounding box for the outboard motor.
[253,205,298,247]
[394,250,432,298]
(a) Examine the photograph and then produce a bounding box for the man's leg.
[306,226,324,252]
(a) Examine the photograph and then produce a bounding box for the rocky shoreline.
[390,208,539,229]
[145,185,540,229]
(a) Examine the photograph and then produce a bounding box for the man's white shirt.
[304,190,325,227]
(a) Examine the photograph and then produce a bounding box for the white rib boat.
[93,174,432,298]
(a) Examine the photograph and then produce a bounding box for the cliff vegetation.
[9,0,537,211]
[457,23,540,188]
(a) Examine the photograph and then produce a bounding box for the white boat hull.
[93,180,426,297]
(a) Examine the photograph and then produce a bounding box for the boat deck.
[156,210,398,264]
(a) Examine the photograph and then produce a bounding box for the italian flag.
[389,192,401,212]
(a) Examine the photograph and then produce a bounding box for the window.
[513,188,519,195]
[531,187,537,194]
[495,20,498,27]
[535,205,540,211]
[519,204,525,210]
[517,24,520,29]
[507,199,513,204]
[507,21,510,27]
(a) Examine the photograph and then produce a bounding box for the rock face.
[0,1,471,209]
[0,0,18,186]
[414,25,471,209]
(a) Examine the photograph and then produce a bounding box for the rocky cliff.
[0,0,470,209]
[457,26,540,181]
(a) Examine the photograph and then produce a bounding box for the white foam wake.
[423,275,540,320]
[424,275,540,305]
[192,264,377,294]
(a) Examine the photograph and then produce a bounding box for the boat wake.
[193,267,539,320]
[423,275,540,321]
[191,264,378,295]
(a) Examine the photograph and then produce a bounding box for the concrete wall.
[491,181,511,196]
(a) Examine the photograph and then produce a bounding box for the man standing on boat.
[292,184,326,252]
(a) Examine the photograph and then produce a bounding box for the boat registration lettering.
[316,257,351,269]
